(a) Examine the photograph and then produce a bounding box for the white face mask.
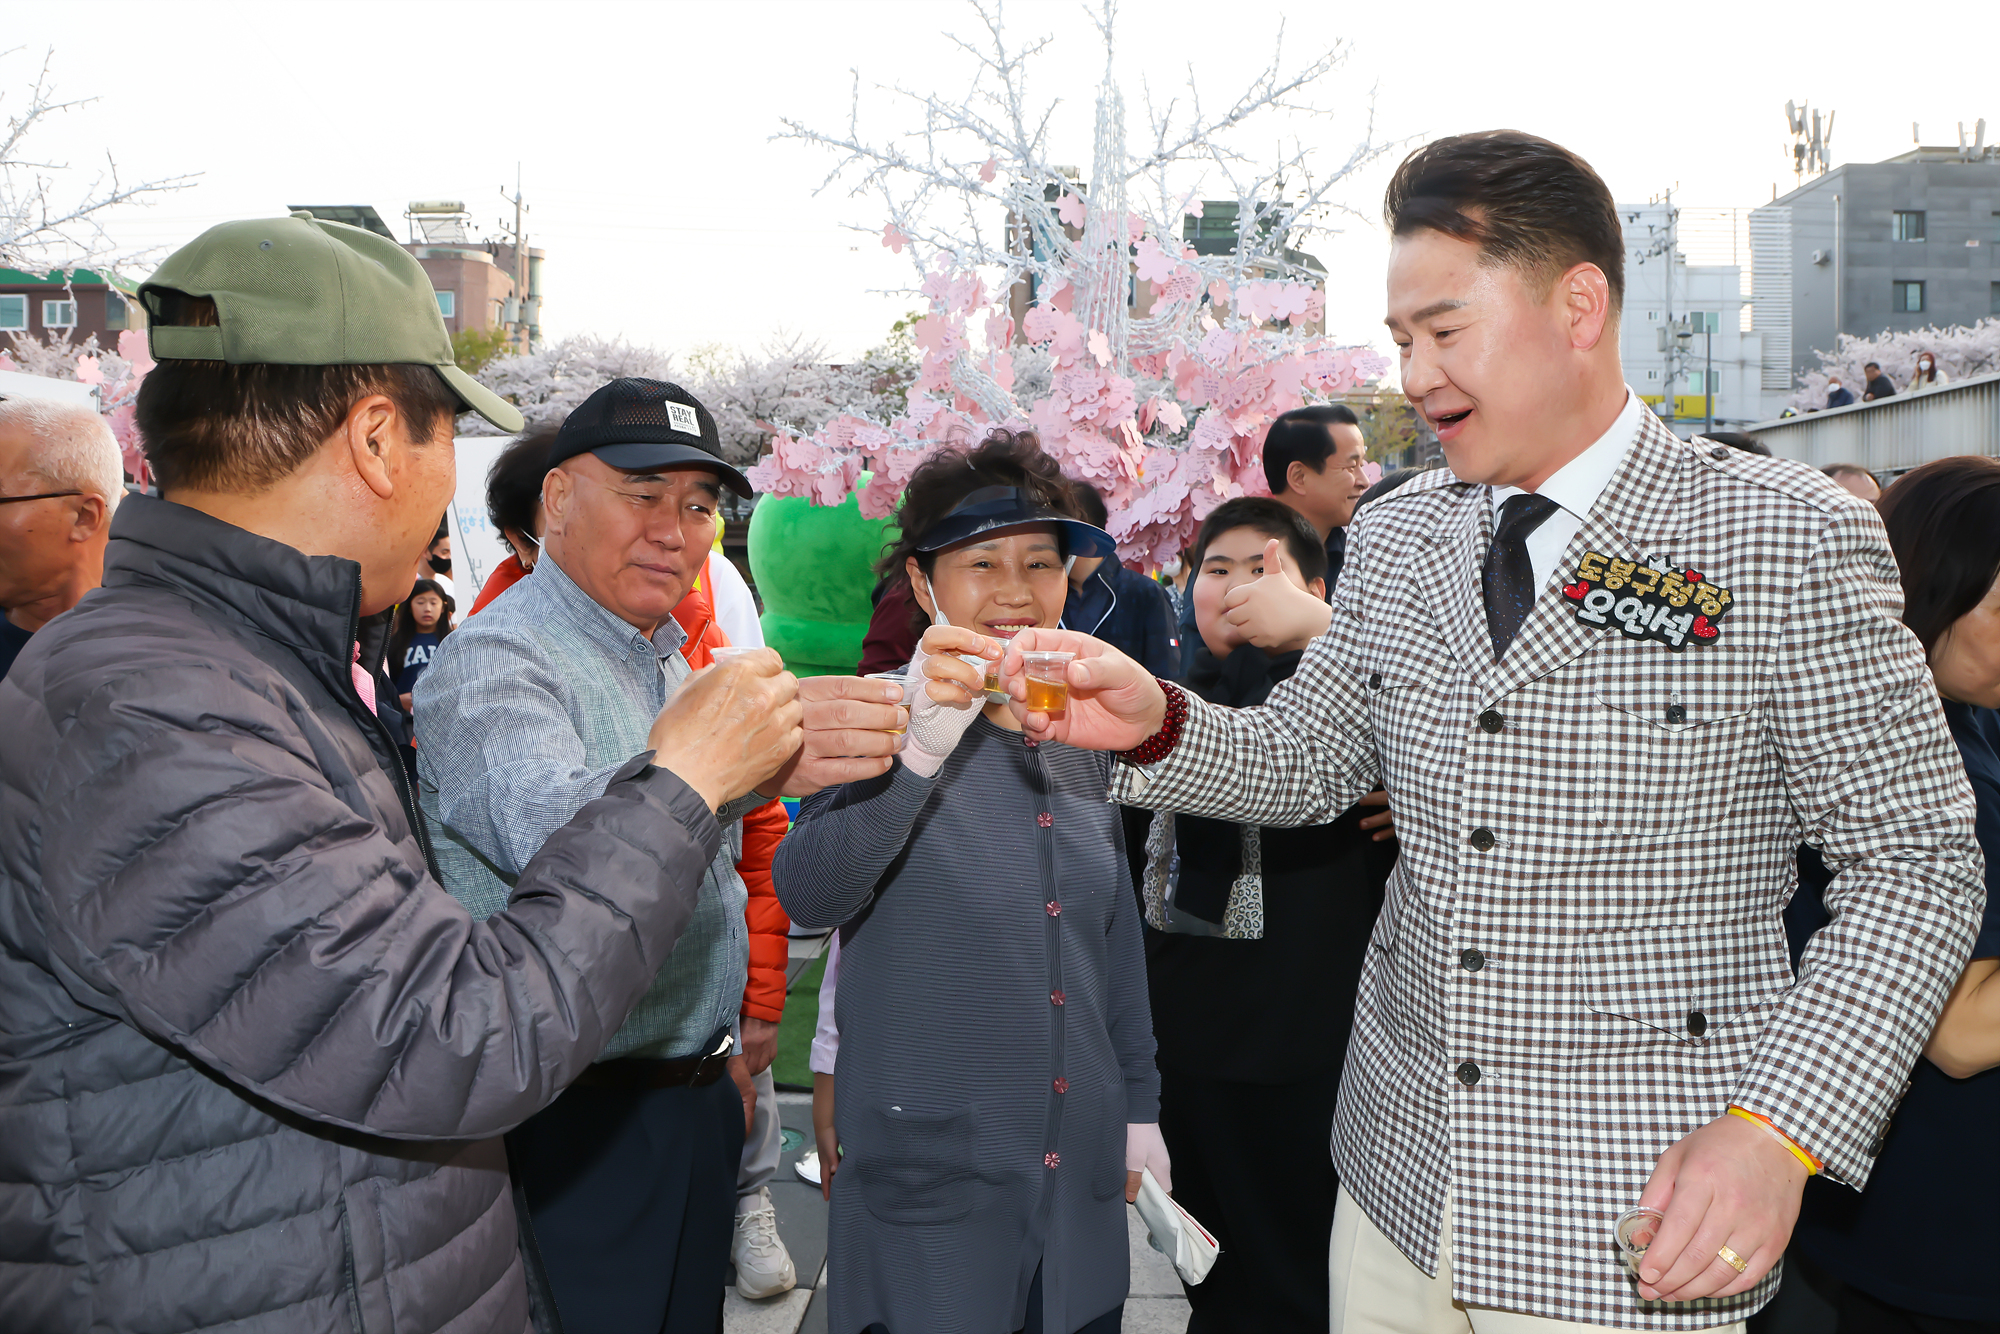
[1160,557,1183,577]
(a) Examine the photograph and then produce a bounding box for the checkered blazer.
[1113,414,1984,1326]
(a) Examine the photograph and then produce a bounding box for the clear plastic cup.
[1613,1207,1664,1271]
[1021,650,1075,714]
[864,671,916,736]
[952,635,1007,702]
[709,646,759,666]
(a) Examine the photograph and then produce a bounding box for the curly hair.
[875,429,1082,581]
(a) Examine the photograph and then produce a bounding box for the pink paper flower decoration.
[883,223,910,254]
[1056,192,1086,230]
[979,156,998,183]
[1133,237,1177,286]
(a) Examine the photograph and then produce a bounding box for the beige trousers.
[1327,1187,1746,1334]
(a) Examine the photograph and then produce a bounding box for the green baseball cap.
[139,211,524,433]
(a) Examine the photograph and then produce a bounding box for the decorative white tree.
[1789,318,2000,411]
[752,0,1391,563]
[1,48,196,276]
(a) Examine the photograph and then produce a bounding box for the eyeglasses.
[0,489,83,506]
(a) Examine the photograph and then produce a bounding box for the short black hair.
[1864,362,1882,371]
[1877,456,2000,656]
[1262,404,1360,495]
[1383,130,1625,311]
[1070,479,1109,529]
[488,425,558,539]
[1192,497,1327,586]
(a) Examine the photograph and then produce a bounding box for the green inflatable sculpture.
[746,478,896,678]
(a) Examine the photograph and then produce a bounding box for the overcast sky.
[11,0,1992,378]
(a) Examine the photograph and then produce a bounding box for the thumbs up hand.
[1218,538,1334,652]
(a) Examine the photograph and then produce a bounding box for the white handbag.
[1133,1167,1220,1285]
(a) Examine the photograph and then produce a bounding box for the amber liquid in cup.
[1022,651,1075,713]
[1024,676,1068,712]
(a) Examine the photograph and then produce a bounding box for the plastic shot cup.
[1613,1207,1664,1272]
[709,646,759,666]
[864,671,917,736]
[1021,650,1076,714]
[945,634,1007,703]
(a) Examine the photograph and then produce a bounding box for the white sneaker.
[794,1149,821,1186]
[731,1187,797,1299]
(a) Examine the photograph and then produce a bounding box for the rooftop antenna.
[1786,101,1808,183]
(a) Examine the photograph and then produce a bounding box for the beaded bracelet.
[1117,679,1189,766]
[1726,1105,1820,1175]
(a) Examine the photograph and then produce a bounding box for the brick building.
[0,268,144,345]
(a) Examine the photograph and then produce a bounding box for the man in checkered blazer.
[1001,132,1984,1332]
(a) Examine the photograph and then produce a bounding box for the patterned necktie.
[1481,493,1562,660]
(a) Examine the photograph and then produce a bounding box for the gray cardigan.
[775,718,1159,1334]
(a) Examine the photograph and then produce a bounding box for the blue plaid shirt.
[414,556,754,1061]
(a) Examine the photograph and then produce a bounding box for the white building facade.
[1617,203,1771,432]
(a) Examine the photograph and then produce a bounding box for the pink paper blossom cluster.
[0,328,155,484]
[750,241,1386,565]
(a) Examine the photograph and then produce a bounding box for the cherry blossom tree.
[1788,318,2000,411]
[753,0,1391,564]
[464,334,681,436]
[2,48,196,276]
[688,332,914,468]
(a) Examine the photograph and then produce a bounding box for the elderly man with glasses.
[0,396,124,680]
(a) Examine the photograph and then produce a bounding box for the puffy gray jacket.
[0,496,720,1333]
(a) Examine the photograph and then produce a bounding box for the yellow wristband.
[1727,1105,1819,1175]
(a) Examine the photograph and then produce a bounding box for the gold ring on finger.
[1716,1245,1748,1274]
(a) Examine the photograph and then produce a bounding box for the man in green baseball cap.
[0,215,859,1334]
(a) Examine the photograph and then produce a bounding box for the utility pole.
[1704,321,1713,434]
[1661,189,1676,423]
[497,167,531,355]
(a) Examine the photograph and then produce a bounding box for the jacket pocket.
[1578,917,1792,1046]
[848,1103,978,1224]
[1588,648,1760,836]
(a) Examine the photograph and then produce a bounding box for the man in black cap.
[417,377,904,1333]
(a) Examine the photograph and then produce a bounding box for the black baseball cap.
[548,377,751,497]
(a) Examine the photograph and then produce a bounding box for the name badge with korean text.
[1560,551,1733,650]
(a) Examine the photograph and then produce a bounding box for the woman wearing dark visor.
[775,430,1168,1334]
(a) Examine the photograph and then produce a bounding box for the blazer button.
[1368,671,1383,690]
[1469,827,1497,851]
[1456,1061,1482,1086]
[1477,709,1504,734]
[1460,948,1486,972]
[1686,1010,1708,1038]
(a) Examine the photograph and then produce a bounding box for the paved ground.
[723,1092,1191,1334]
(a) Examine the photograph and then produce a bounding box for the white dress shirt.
[1487,388,1647,590]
